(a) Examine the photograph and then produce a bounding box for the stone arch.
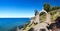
[40,9,48,14]
[39,9,51,24]
[34,10,40,24]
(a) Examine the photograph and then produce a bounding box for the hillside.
[22,9,60,31]
[40,9,60,22]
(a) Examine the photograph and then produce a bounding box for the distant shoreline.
[0,18,30,19]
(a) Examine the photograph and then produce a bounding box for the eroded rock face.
[33,23,49,31]
[48,23,60,31]
[40,29,46,31]
[47,17,60,31]
[28,28,34,31]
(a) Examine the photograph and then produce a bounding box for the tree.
[51,6,57,10]
[51,6,60,10]
[44,3,50,12]
[34,9,39,16]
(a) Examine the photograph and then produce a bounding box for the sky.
[0,0,60,18]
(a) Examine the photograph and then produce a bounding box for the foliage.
[44,3,50,12]
[50,11,56,15]
[44,3,60,12]
[51,6,60,10]
[23,22,30,30]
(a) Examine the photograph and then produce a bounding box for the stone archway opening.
[39,12,46,22]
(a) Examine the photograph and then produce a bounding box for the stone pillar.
[46,13,51,24]
[35,13,40,24]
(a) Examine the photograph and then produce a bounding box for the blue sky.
[0,0,60,18]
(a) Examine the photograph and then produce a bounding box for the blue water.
[0,18,30,31]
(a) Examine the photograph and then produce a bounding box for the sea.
[0,18,30,31]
